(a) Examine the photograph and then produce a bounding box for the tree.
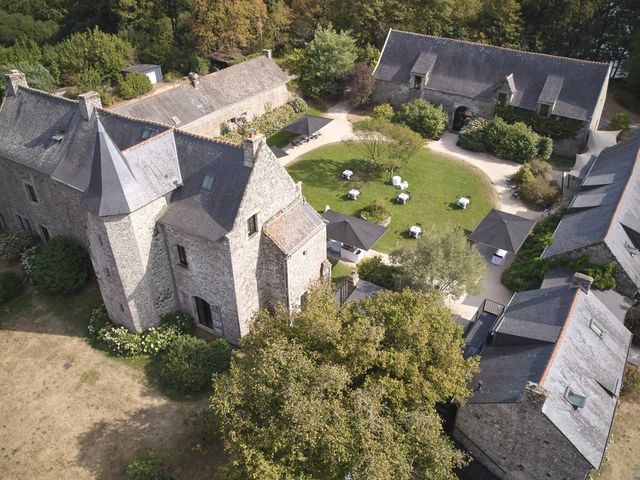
[392,224,486,299]
[158,0,190,36]
[296,25,357,99]
[345,62,375,106]
[210,284,477,480]
[395,98,449,139]
[189,0,268,54]
[351,119,388,169]
[0,11,58,46]
[475,0,522,48]
[0,62,55,95]
[625,30,640,90]
[117,72,152,100]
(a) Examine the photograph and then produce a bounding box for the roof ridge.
[389,29,611,67]
[603,140,640,242]
[120,127,175,153]
[20,86,79,104]
[97,107,173,130]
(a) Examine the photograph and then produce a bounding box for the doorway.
[453,106,472,131]
[194,296,213,329]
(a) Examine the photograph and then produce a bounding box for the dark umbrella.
[283,115,333,137]
[468,209,536,253]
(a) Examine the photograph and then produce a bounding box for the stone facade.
[453,383,592,480]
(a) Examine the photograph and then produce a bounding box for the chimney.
[572,272,594,293]
[262,49,272,59]
[525,382,549,408]
[188,72,199,88]
[4,70,28,96]
[77,91,102,121]
[243,129,265,168]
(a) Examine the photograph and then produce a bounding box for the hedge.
[394,98,448,139]
[360,199,391,224]
[0,271,22,303]
[31,236,90,295]
[495,105,583,140]
[356,256,400,290]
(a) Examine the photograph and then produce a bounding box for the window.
[39,225,50,241]
[590,319,604,338]
[539,103,551,117]
[98,235,104,247]
[201,175,214,191]
[497,92,507,107]
[413,75,423,90]
[177,245,188,267]
[247,214,258,236]
[195,296,213,329]
[25,184,37,203]
[141,127,158,139]
[16,214,31,231]
[564,387,587,409]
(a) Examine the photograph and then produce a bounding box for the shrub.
[158,336,232,394]
[19,245,38,282]
[0,271,22,303]
[360,199,391,224]
[32,237,90,295]
[289,96,308,113]
[126,450,174,480]
[372,103,394,122]
[608,112,630,133]
[495,121,540,162]
[117,72,152,100]
[395,98,448,139]
[495,104,583,140]
[529,159,554,182]
[457,118,488,151]
[515,163,535,185]
[0,231,40,262]
[75,68,102,93]
[346,62,376,106]
[0,62,55,95]
[519,175,560,209]
[356,256,400,290]
[483,116,508,149]
[537,136,553,160]
[626,307,640,346]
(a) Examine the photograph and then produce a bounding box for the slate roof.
[112,57,289,127]
[263,199,324,254]
[323,210,388,251]
[542,138,640,290]
[374,30,610,121]
[468,209,536,253]
[464,283,631,469]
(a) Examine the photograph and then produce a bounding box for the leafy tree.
[395,98,449,139]
[296,24,357,99]
[372,103,394,122]
[189,0,268,54]
[210,284,476,480]
[475,0,522,48]
[356,255,400,290]
[117,72,152,100]
[0,62,55,95]
[625,30,640,90]
[158,0,190,36]
[351,119,388,168]
[0,11,58,46]
[74,68,102,93]
[392,224,486,299]
[32,236,91,295]
[345,62,375,106]
[0,36,43,66]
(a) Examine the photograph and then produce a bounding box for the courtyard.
[287,142,498,253]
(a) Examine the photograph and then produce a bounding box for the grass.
[287,143,497,253]
[330,258,353,284]
[79,369,100,385]
[548,154,575,171]
[266,103,329,148]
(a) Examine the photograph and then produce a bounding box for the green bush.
[31,237,90,295]
[608,112,630,133]
[126,450,174,480]
[495,121,540,162]
[0,231,40,262]
[0,62,55,95]
[0,271,23,303]
[289,96,308,113]
[495,105,583,140]
[117,72,153,100]
[356,256,400,290]
[537,136,553,160]
[19,245,38,282]
[457,118,488,151]
[395,98,448,139]
[515,163,535,185]
[75,68,102,93]
[158,336,232,394]
[483,116,508,148]
[372,103,394,122]
[360,199,391,224]
[519,175,560,209]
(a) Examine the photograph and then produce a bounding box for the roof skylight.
[564,387,587,409]
[201,175,214,191]
[589,319,604,339]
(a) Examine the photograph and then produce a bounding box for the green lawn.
[287,144,498,253]
[267,104,329,148]
[330,258,353,284]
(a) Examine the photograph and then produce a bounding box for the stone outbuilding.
[0,71,328,343]
[372,29,611,155]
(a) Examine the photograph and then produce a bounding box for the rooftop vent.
[141,127,158,140]
[564,387,587,409]
[51,134,64,143]
[171,116,180,125]
[625,241,638,257]
[201,174,214,191]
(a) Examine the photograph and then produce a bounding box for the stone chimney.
[243,129,265,168]
[4,70,28,96]
[262,49,272,59]
[572,272,594,293]
[188,72,199,88]
[78,91,102,121]
[525,382,549,408]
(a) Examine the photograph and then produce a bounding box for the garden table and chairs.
[342,169,354,180]
[399,181,409,190]
[457,197,470,209]
[397,192,410,204]
[347,189,360,200]
[409,225,422,238]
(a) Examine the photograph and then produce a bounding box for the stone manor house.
[0,71,329,343]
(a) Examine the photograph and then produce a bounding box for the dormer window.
[538,104,552,118]
[589,319,604,338]
[625,241,638,257]
[141,127,158,139]
[201,175,214,191]
[497,92,507,107]
[564,387,587,409]
[413,75,423,90]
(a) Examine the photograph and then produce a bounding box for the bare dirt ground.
[0,282,222,479]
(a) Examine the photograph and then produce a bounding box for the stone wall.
[182,84,290,137]
[284,225,327,310]
[453,383,592,480]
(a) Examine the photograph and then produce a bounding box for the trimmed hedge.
[32,236,90,295]
[0,271,22,303]
[395,98,448,139]
[157,336,232,394]
[0,231,40,262]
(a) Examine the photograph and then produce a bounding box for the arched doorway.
[452,106,472,131]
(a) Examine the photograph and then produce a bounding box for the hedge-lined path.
[0,280,221,480]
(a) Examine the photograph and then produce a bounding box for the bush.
[126,450,174,480]
[0,271,22,303]
[495,121,540,162]
[608,112,630,133]
[0,231,40,262]
[372,103,394,122]
[19,245,38,282]
[0,62,55,95]
[32,237,90,295]
[457,118,488,151]
[483,116,508,149]
[289,96,308,113]
[537,136,553,160]
[395,98,448,139]
[158,336,232,394]
[75,68,102,93]
[515,163,535,185]
[519,175,560,209]
[356,256,400,290]
[360,199,391,224]
[117,72,152,100]
[626,307,640,346]
[529,159,554,182]
[346,62,375,106]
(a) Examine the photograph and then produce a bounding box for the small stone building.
[372,29,611,155]
[0,72,328,343]
[455,274,631,479]
[543,137,640,299]
[112,55,291,137]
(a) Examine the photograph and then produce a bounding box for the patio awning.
[323,209,388,251]
[283,115,333,137]
[468,209,536,254]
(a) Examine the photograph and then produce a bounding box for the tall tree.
[392,224,486,299]
[210,284,477,480]
[474,0,522,48]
